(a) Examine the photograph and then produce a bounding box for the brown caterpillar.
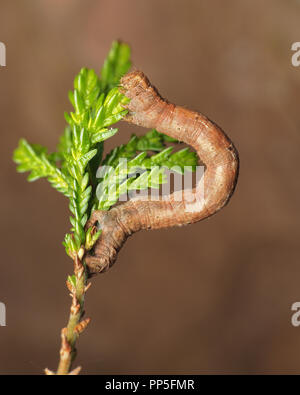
[85,71,239,275]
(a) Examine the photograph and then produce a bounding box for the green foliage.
[100,40,131,95]
[57,126,73,161]
[13,40,198,260]
[13,139,71,196]
[96,131,197,210]
[85,226,102,251]
[13,41,131,258]
[148,147,198,173]
[102,129,178,167]
[67,274,77,289]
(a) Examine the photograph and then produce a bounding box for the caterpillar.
[85,71,239,275]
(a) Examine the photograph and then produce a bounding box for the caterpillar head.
[119,71,163,128]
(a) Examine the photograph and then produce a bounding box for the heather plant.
[13,41,198,374]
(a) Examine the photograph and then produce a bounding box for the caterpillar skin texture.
[85,71,239,275]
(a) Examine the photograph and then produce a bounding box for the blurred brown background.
[0,0,300,375]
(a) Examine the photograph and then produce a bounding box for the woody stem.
[56,255,88,375]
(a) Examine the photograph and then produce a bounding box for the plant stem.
[56,255,90,375]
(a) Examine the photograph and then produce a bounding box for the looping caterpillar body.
[85,71,239,275]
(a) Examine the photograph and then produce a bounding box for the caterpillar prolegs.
[85,71,239,275]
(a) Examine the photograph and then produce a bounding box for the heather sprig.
[12,40,198,375]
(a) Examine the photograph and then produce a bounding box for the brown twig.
[52,255,91,375]
[85,70,239,274]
